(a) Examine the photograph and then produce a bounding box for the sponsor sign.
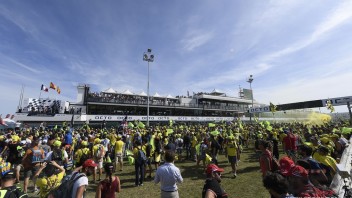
[86,115,235,122]
[322,96,352,106]
[249,106,271,113]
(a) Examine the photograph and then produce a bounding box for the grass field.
[27,144,270,198]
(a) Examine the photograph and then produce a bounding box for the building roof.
[102,88,117,94]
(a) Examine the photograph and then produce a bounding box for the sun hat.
[83,159,98,168]
[206,164,224,174]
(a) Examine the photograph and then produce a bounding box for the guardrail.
[86,98,248,111]
[330,137,352,197]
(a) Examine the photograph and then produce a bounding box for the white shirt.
[70,171,88,198]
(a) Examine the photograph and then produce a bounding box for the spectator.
[133,141,145,186]
[69,159,97,198]
[154,151,183,198]
[93,138,105,182]
[263,172,294,198]
[0,170,28,198]
[95,162,121,198]
[224,136,238,178]
[258,140,272,177]
[34,161,65,198]
[22,140,45,193]
[287,165,327,197]
[202,164,228,198]
[114,135,124,172]
[64,130,73,145]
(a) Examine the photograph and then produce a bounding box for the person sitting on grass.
[262,172,294,198]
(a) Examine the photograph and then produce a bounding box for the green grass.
[27,144,270,198]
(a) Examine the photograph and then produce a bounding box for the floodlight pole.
[347,102,352,126]
[247,75,254,122]
[143,49,154,127]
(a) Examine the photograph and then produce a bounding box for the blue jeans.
[135,162,145,185]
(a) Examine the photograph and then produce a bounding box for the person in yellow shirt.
[114,135,124,172]
[313,146,337,179]
[34,161,65,198]
[191,135,198,162]
[75,141,91,167]
[93,138,105,182]
[225,136,238,178]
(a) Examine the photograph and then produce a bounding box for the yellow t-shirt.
[313,153,337,172]
[191,137,198,148]
[226,142,237,157]
[36,171,65,198]
[93,144,105,159]
[75,148,90,164]
[109,134,117,146]
[115,140,124,154]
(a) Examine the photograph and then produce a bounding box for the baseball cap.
[279,156,295,176]
[290,165,308,178]
[1,170,15,180]
[206,164,224,174]
[83,159,98,168]
[53,140,62,147]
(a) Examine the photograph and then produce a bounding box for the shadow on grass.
[237,166,260,174]
[179,164,206,180]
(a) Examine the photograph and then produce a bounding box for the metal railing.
[86,97,248,111]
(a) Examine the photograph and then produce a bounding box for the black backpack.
[136,149,147,165]
[0,186,28,198]
[48,172,85,198]
[51,148,63,163]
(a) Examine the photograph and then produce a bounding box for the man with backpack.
[0,170,28,198]
[48,159,97,198]
[49,141,65,166]
[93,138,105,182]
[133,141,146,186]
[22,140,45,193]
[75,141,91,167]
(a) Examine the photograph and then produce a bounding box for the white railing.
[330,137,352,197]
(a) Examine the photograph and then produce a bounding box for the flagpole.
[39,90,42,100]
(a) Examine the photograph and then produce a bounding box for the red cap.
[206,164,224,174]
[290,165,308,178]
[83,159,98,168]
[279,156,295,176]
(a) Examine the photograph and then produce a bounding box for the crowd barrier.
[330,137,352,197]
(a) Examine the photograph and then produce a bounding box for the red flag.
[41,84,49,92]
[50,82,57,90]
[5,114,10,118]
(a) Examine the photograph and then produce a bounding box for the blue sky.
[1,0,352,115]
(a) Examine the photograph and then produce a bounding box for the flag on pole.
[326,100,335,113]
[50,82,57,90]
[5,114,10,118]
[57,87,61,94]
[269,102,277,114]
[41,84,49,92]
[10,115,14,120]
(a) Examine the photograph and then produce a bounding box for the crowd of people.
[0,118,350,197]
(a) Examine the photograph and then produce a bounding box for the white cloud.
[181,31,213,51]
